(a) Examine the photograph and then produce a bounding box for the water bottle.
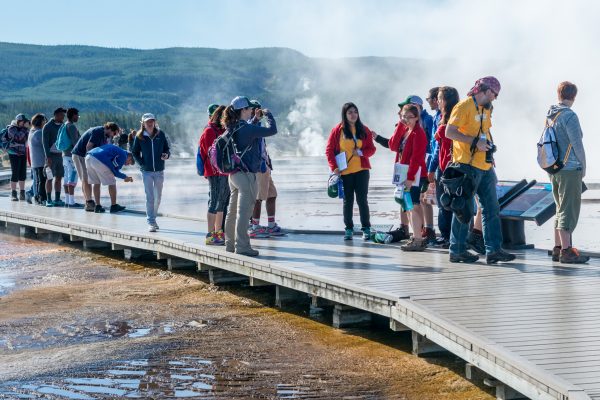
[402,188,414,211]
[337,179,344,199]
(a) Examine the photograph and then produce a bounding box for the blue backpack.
[196,145,204,176]
[55,123,72,152]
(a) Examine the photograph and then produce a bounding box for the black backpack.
[439,164,477,225]
[0,126,11,151]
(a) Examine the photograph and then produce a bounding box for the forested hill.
[0,42,310,114]
[0,42,429,155]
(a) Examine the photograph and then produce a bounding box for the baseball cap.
[207,103,219,116]
[398,95,424,108]
[141,113,156,122]
[15,113,29,122]
[53,107,67,115]
[230,96,251,110]
[249,100,262,109]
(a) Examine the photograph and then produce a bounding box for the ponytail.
[221,105,242,131]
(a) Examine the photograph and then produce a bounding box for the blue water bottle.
[338,179,344,199]
[402,188,414,211]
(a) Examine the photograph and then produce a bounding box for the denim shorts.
[207,175,230,213]
[63,156,78,186]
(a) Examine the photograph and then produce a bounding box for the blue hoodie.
[88,144,129,180]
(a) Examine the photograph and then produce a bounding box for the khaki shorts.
[85,155,116,186]
[256,169,277,200]
[550,169,582,232]
[72,154,88,184]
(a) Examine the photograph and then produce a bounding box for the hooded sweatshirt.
[547,104,586,176]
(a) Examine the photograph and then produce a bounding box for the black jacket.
[131,130,170,172]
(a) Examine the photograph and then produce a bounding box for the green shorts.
[550,169,583,232]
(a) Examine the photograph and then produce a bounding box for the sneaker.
[344,228,353,240]
[10,190,18,201]
[551,246,561,262]
[25,191,32,204]
[109,204,126,213]
[467,231,486,255]
[267,223,285,236]
[94,204,106,213]
[212,230,225,245]
[362,227,371,241]
[68,203,84,209]
[249,225,270,238]
[84,200,96,212]
[450,251,480,263]
[19,190,25,201]
[152,223,159,231]
[45,200,55,207]
[148,224,157,232]
[216,230,225,241]
[560,247,590,264]
[486,249,516,264]
[401,238,427,252]
[236,248,259,257]
[53,199,65,207]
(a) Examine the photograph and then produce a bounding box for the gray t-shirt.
[29,128,46,168]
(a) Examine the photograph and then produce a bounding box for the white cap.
[141,113,156,122]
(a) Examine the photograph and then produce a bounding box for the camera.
[485,142,497,164]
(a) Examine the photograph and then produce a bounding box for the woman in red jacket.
[376,104,428,251]
[199,105,229,246]
[325,102,376,240]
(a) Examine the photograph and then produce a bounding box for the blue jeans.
[450,165,502,255]
[142,171,164,225]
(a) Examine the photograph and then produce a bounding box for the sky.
[1,0,599,180]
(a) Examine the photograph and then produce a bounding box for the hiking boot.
[236,248,259,257]
[249,225,270,238]
[344,228,353,240]
[450,251,480,263]
[486,249,516,264]
[551,246,561,262]
[19,190,25,201]
[401,238,427,252]
[94,204,106,213]
[110,204,126,213]
[467,231,486,255]
[10,190,18,201]
[84,200,96,212]
[267,223,285,236]
[362,227,371,241]
[422,227,437,244]
[560,247,590,264]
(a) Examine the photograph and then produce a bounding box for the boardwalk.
[0,197,598,400]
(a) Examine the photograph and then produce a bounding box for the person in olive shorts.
[42,107,67,207]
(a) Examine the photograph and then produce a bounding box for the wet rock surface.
[0,232,493,399]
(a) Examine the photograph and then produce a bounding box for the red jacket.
[325,122,376,172]
[435,124,453,172]
[388,122,427,181]
[199,122,224,177]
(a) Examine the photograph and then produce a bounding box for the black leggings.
[33,167,47,202]
[341,169,371,230]
[9,154,27,182]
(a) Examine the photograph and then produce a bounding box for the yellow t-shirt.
[448,97,493,171]
[339,126,365,175]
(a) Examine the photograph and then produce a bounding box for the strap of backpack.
[547,111,562,127]
[563,144,572,165]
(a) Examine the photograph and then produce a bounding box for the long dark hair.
[210,105,226,126]
[439,86,460,125]
[341,102,366,140]
[221,105,243,131]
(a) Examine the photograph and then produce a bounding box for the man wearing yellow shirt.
[445,76,516,264]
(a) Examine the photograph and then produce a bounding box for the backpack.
[208,123,250,175]
[537,112,571,174]
[55,123,72,152]
[0,127,10,151]
[196,145,204,176]
[439,163,476,225]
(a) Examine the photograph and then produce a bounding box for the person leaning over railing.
[444,76,515,265]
